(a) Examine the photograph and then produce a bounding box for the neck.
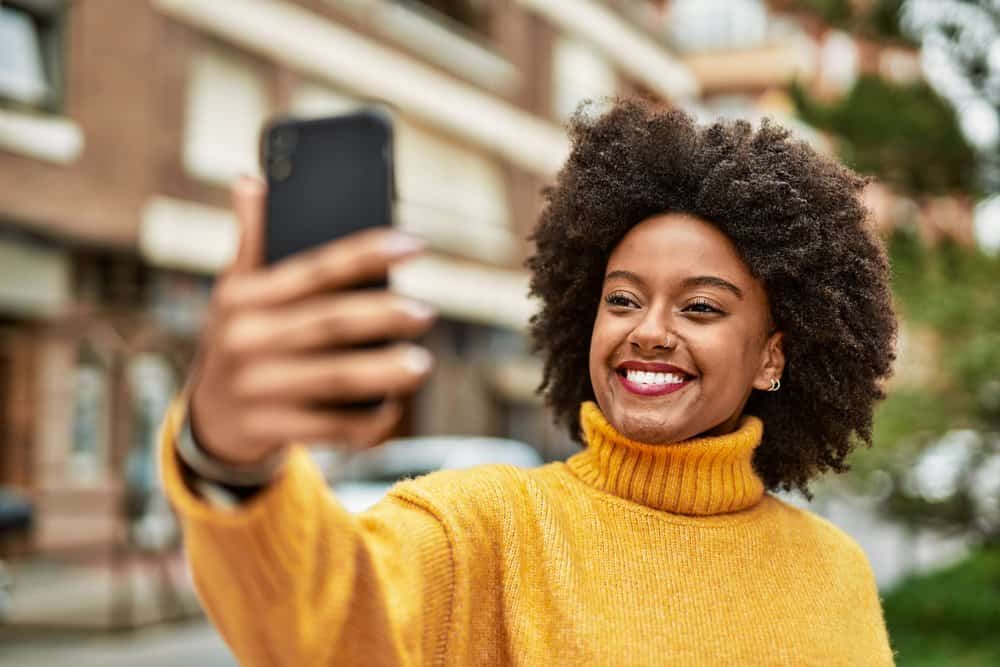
[566,401,766,515]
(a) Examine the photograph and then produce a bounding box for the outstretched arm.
[159,399,454,666]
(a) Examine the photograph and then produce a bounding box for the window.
[0,235,70,317]
[289,82,515,264]
[0,1,67,112]
[665,0,769,53]
[330,0,516,93]
[69,348,107,484]
[125,354,177,497]
[182,47,269,184]
[552,37,617,121]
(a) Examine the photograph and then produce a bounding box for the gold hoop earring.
[768,378,781,392]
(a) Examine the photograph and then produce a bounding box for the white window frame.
[182,47,270,185]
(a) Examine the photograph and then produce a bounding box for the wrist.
[176,404,286,488]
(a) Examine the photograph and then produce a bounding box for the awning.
[0,236,70,318]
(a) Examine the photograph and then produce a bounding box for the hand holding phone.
[185,176,436,466]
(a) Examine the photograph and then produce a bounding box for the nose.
[627,307,675,353]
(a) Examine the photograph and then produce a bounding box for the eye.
[604,292,639,309]
[683,298,724,315]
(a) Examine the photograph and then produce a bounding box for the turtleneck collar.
[566,401,766,516]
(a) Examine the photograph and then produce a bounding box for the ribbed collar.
[566,401,766,515]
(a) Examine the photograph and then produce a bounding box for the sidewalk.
[2,619,236,667]
[2,548,202,629]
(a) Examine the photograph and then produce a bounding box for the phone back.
[262,109,394,266]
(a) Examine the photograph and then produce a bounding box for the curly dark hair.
[526,100,897,498]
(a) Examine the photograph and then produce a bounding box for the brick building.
[0,0,706,565]
[2,0,883,573]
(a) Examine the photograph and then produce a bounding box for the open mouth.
[615,364,695,397]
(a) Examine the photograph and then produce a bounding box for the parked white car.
[329,436,543,513]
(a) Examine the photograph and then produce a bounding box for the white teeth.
[625,369,685,385]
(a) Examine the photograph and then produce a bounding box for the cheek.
[589,312,621,387]
[692,323,760,378]
[588,315,608,385]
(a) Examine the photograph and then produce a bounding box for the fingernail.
[383,233,426,256]
[402,346,433,374]
[400,299,436,320]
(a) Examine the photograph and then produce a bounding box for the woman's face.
[589,213,784,444]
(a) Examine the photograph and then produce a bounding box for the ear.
[752,331,785,391]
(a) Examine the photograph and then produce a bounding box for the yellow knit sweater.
[160,399,895,666]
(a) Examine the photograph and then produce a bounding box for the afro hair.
[527,100,897,498]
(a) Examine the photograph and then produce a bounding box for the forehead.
[606,214,753,282]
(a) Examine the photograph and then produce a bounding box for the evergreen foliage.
[883,546,1000,666]
[792,0,914,44]
[848,229,1000,543]
[791,76,980,195]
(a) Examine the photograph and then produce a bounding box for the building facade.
[6,0,916,587]
[0,0,698,565]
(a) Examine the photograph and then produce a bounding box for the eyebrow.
[681,275,744,299]
[604,270,744,299]
[604,269,647,289]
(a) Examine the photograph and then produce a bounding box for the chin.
[613,410,689,445]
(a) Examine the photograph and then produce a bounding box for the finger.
[234,343,434,403]
[242,399,404,449]
[328,398,404,450]
[223,293,437,356]
[221,227,425,309]
[227,175,267,275]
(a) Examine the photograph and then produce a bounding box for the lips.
[614,360,695,397]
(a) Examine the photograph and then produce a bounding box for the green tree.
[883,546,1000,665]
[851,230,1000,544]
[791,76,979,195]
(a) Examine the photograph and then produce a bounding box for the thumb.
[228,175,267,274]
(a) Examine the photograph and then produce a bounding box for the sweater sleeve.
[158,398,454,666]
[807,508,897,666]
[845,542,897,665]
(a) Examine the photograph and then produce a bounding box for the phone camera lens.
[272,127,298,153]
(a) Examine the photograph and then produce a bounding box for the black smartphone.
[260,108,396,410]
[261,108,394,267]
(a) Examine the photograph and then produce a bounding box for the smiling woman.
[160,100,899,666]
[528,100,897,499]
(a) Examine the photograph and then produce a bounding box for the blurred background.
[0,0,996,665]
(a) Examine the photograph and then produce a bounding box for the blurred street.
[2,621,236,667]
[2,550,200,628]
